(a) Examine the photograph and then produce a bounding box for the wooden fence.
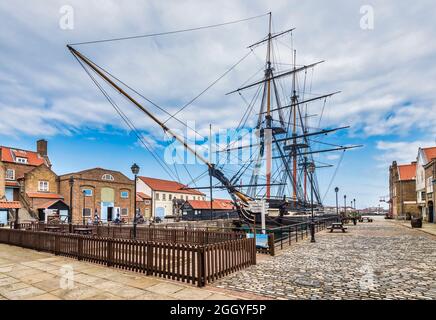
[0,228,255,287]
[17,223,244,245]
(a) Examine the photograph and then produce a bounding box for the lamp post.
[308,162,316,243]
[334,187,339,221]
[82,190,86,225]
[131,163,140,239]
[353,198,356,210]
[344,194,347,217]
[68,176,74,233]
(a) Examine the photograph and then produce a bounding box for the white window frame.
[102,174,114,181]
[5,169,15,180]
[83,189,93,197]
[38,181,49,192]
[121,208,129,216]
[16,157,28,164]
[121,191,129,199]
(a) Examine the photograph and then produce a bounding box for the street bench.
[327,222,347,233]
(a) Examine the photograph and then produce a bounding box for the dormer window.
[102,174,114,181]
[16,157,28,164]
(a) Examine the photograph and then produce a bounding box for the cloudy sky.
[1,0,435,208]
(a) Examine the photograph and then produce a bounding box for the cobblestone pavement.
[214,218,436,300]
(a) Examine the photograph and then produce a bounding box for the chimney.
[37,139,48,157]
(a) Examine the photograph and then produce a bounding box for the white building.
[136,176,205,218]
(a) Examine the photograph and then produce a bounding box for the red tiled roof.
[26,193,64,199]
[398,163,416,181]
[186,199,235,210]
[0,146,46,166]
[0,201,21,209]
[137,192,151,199]
[423,147,436,163]
[138,176,205,195]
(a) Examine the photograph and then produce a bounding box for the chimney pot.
[37,139,47,157]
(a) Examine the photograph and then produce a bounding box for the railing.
[264,216,337,256]
[0,228,255,287]
[15,223,245,245]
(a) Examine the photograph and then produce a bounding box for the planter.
[411,217,422,228]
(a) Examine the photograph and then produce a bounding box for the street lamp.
[308,162,316,243]
[334,187,339,220]
[344,194,347,217]
[353,198,356,210]
[131,163,140,239]
[68,176,74,233]
[82,190,86,225]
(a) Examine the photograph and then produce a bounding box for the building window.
[162,194,166,201]
[169,194,172,200]
[121,191,129,199]
[102,174,114,181]
[38,181,49,192]
[82,208,91,217]
[16,157,28,164]
[82,189,93,197]
[145,200,151,205]
[5,169,15,180]
[121,208,128,216]
[156,193,160,200]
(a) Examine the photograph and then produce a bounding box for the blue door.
[0,210,7,225]
[5,188,14,201]
[156,207,165,220]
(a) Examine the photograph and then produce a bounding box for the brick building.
[59,168,134,223]
[0,140,66,222]
[389,161,419,219]
[0,139,51,202]
[136,192,152,218]
[416,147,436,222]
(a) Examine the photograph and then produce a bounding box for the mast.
[291,49,298,206]
[265,12,272,200]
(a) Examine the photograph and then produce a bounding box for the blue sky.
[1,0,436,208]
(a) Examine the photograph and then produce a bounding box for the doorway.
[428,201,434,223]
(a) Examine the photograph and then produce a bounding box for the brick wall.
[390,162,419,218]
[23,165,58,194]
[0,161,5,199]
[59,168,134,223]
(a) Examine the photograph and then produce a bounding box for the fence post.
[55,235,60,256]
[146,242,153,275]
[197,246,205,287]
[78,237,83,261]
[107,239,113,267]
[268,233,275,257]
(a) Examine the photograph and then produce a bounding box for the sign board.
[247,233,269,249]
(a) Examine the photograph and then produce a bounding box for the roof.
[136,192,151,201]
[26,193,64,200]
[0,201,21,209]
[398,162,416,181]
[5,181,20,187]
[0,146,47,166]
[186,199,235,210]
[138,176,205,195]
[37,199,68,209]
[423,147,436,163]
